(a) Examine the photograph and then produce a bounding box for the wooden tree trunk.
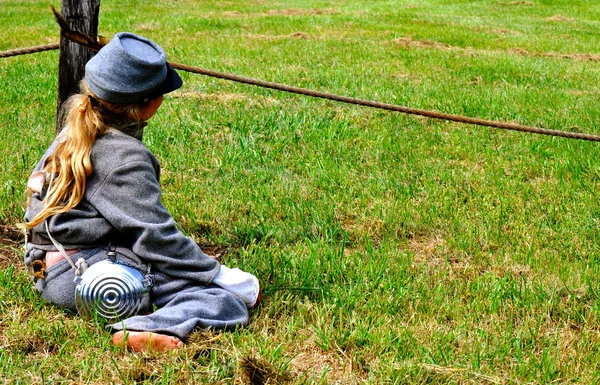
[56,0,100,132]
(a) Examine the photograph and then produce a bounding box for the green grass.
[2,0,600,383]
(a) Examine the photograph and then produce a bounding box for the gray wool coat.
[24,126,249,338]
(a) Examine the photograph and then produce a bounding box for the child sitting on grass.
[22,32,260,352]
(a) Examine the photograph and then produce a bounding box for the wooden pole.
[56,0,100,132]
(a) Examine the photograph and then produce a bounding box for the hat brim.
[147,63,183,100]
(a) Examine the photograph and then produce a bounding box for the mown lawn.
[2,0,600,383]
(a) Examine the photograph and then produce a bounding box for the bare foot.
[112,331,183,352]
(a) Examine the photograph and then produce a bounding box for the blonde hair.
[23,81,152,229]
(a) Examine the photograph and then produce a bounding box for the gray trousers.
[34,247,249,339]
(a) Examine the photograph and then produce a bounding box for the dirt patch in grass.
[249,313,370,384]
[288,334,370,383]
[509,48,600,61]
[265,9,337,16]
[540,52,599,61]
[393,37,451,50]
[243,32,315,40]
[499,1,533,5]
[240,355,292,385]
[546,15,576,22]
[392,36,599,62]
[0,225,23,244]
[0,225,23,269]
[222,9,337,18]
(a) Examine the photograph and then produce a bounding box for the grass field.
[2,0,600,383]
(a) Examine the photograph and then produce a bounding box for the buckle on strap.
[29,260,48,280]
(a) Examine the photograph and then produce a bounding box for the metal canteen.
[75,259,151,321]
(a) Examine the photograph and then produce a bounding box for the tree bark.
[56,0,100,132]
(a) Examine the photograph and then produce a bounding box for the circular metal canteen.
[75,260,150,321]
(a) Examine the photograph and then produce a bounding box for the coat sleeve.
[87,157,220,284]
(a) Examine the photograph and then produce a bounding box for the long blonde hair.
[23,81,151,229]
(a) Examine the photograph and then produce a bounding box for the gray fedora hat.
[85,32,182,104]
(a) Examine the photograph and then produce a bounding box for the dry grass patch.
[222,8,337,18]
[392,37,600,62]
[499,1,534,5]
[407,234,534,282]
[286,329,370,384]
[541,52,600,61]
[265,9,337,17]
[489,263,531,279]
[172,91,280,106]
[239,355,292,385]
[222,10,244,17]
[509,48,600,61]
[248,303,373,384]
[566,89,600,96]
[338,213,385,243]
[0,244,20,269]
[135,22,161,32]
[419,363,503,384]
[0,225,23,269]
[243,32,315,40]
[546,15,576,23]
[393,37,452,50]
[0,224,23,243]
[407,234,448,264]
